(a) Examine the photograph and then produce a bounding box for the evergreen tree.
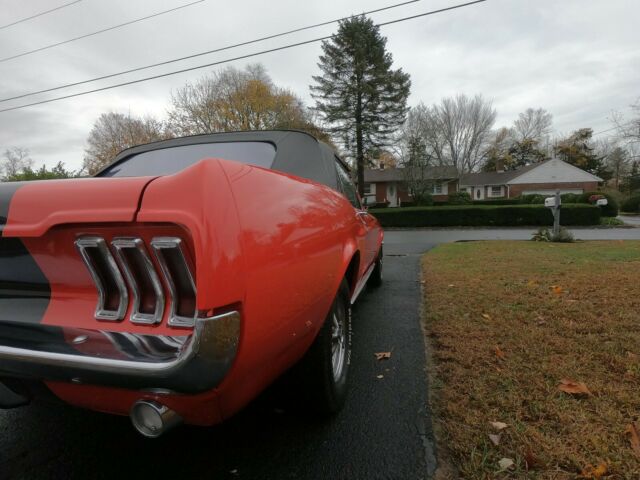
[311,16,411,196]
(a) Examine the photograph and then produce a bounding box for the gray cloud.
[0,0,637,170]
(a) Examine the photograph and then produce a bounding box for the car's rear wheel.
[369,246,383,287]
[296,279,351,414]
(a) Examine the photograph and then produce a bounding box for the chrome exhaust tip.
[130,400,182,438]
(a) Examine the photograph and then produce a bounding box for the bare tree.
[613,98,640,143]
[168,64,321,137]
[402,95,496,173]
[512,108,553,142]
[1,147,34,179]
[83,112,170,174]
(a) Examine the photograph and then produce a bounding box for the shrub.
[531,227,574,243]
[448,191,472,205]
[415,194,433,206]
[518,194,547,204]
[600,217,624,226]
[579,191,619,217]
[471,199,520,205]
[560,193,582,203]
[369,204,600,228]
[621,195,640,213]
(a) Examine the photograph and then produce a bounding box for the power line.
[1,0,425,104]
[0,0,487,114]
[0,0,205,64]
[0,0,82,31]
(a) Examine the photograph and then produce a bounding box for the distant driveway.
[620,215,640,227]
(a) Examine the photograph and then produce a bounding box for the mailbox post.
[544,190,561,236]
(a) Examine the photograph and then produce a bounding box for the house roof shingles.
[364,166,458,183]
[459,162,544,186]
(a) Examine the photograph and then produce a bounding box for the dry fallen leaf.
[488,433,501,446]
[526,279,538,288]
[481,313,492,320]
[551,285,564,295]
[524,450,542,470]
[490,421,509,431]
[374,352,391,361]
[627,351,638,360]
[448,284,455,287]
[625,422,640,458]
[498,458,514,471]
[558,378,592,396]
[495,345,506,360]
[578,462,607,479]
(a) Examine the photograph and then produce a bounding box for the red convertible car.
[0,130,383,437]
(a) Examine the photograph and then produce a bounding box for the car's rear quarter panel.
[0,157,363,425]
[212,159,359,418]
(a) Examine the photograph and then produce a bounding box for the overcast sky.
[0,0,638,170]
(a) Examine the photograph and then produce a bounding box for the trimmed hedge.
[369,204,600,228]
[621,195,640,213]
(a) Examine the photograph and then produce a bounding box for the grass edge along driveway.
[422,240,640,479]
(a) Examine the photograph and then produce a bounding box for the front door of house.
[474,187,484,200]
[387,183,397,207]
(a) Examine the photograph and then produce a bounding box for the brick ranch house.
[362,165,458,206]
[364,159,602,206]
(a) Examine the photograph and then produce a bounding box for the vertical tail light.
[151,238,197,328]
[111,238,165,325]
[75,237,128,321]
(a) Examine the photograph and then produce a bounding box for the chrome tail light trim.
[111,238,165,325]
[75,237,128,321]
[151,237,197,328]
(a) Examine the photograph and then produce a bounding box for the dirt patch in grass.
[422,241,640,479]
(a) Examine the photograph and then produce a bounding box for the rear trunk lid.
[0,176,156,237]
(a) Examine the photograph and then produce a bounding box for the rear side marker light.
[112,238,165,325]
[151,238,197,328]
[75,237,129,321]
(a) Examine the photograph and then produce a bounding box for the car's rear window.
[99,141,276,177]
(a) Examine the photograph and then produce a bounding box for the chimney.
[496,159,505,173]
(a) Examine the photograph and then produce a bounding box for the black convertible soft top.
[98,130,346,190]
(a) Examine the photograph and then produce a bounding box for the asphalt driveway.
[2,227,639,479]
[0,243,437,480]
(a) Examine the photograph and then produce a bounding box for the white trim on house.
[432,181,449,195]
[488,185,504,198]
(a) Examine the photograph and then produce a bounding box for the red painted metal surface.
[2,158,382,426]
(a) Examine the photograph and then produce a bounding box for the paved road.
[0,248,436,480]
[3,227,639,480]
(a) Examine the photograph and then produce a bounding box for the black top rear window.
[99,141,276,177]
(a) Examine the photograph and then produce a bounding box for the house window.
[491,186,502,197]
[363,183,373,195]
[432,183,443,194]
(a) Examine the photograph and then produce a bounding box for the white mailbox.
[596,198,608,206]
[545,197,560,208]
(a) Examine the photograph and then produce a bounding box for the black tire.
[296,279,352,415]
[369,246,383,287]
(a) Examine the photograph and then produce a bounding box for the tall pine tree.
[311,16,410,196]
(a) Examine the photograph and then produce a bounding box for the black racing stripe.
[0,181,25,234]
[0,182,51,324]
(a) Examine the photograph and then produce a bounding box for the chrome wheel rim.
[331,309,346,380]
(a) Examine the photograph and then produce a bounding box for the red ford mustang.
[0,130,383,437]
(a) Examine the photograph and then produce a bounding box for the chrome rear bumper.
[0,311,240,395]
